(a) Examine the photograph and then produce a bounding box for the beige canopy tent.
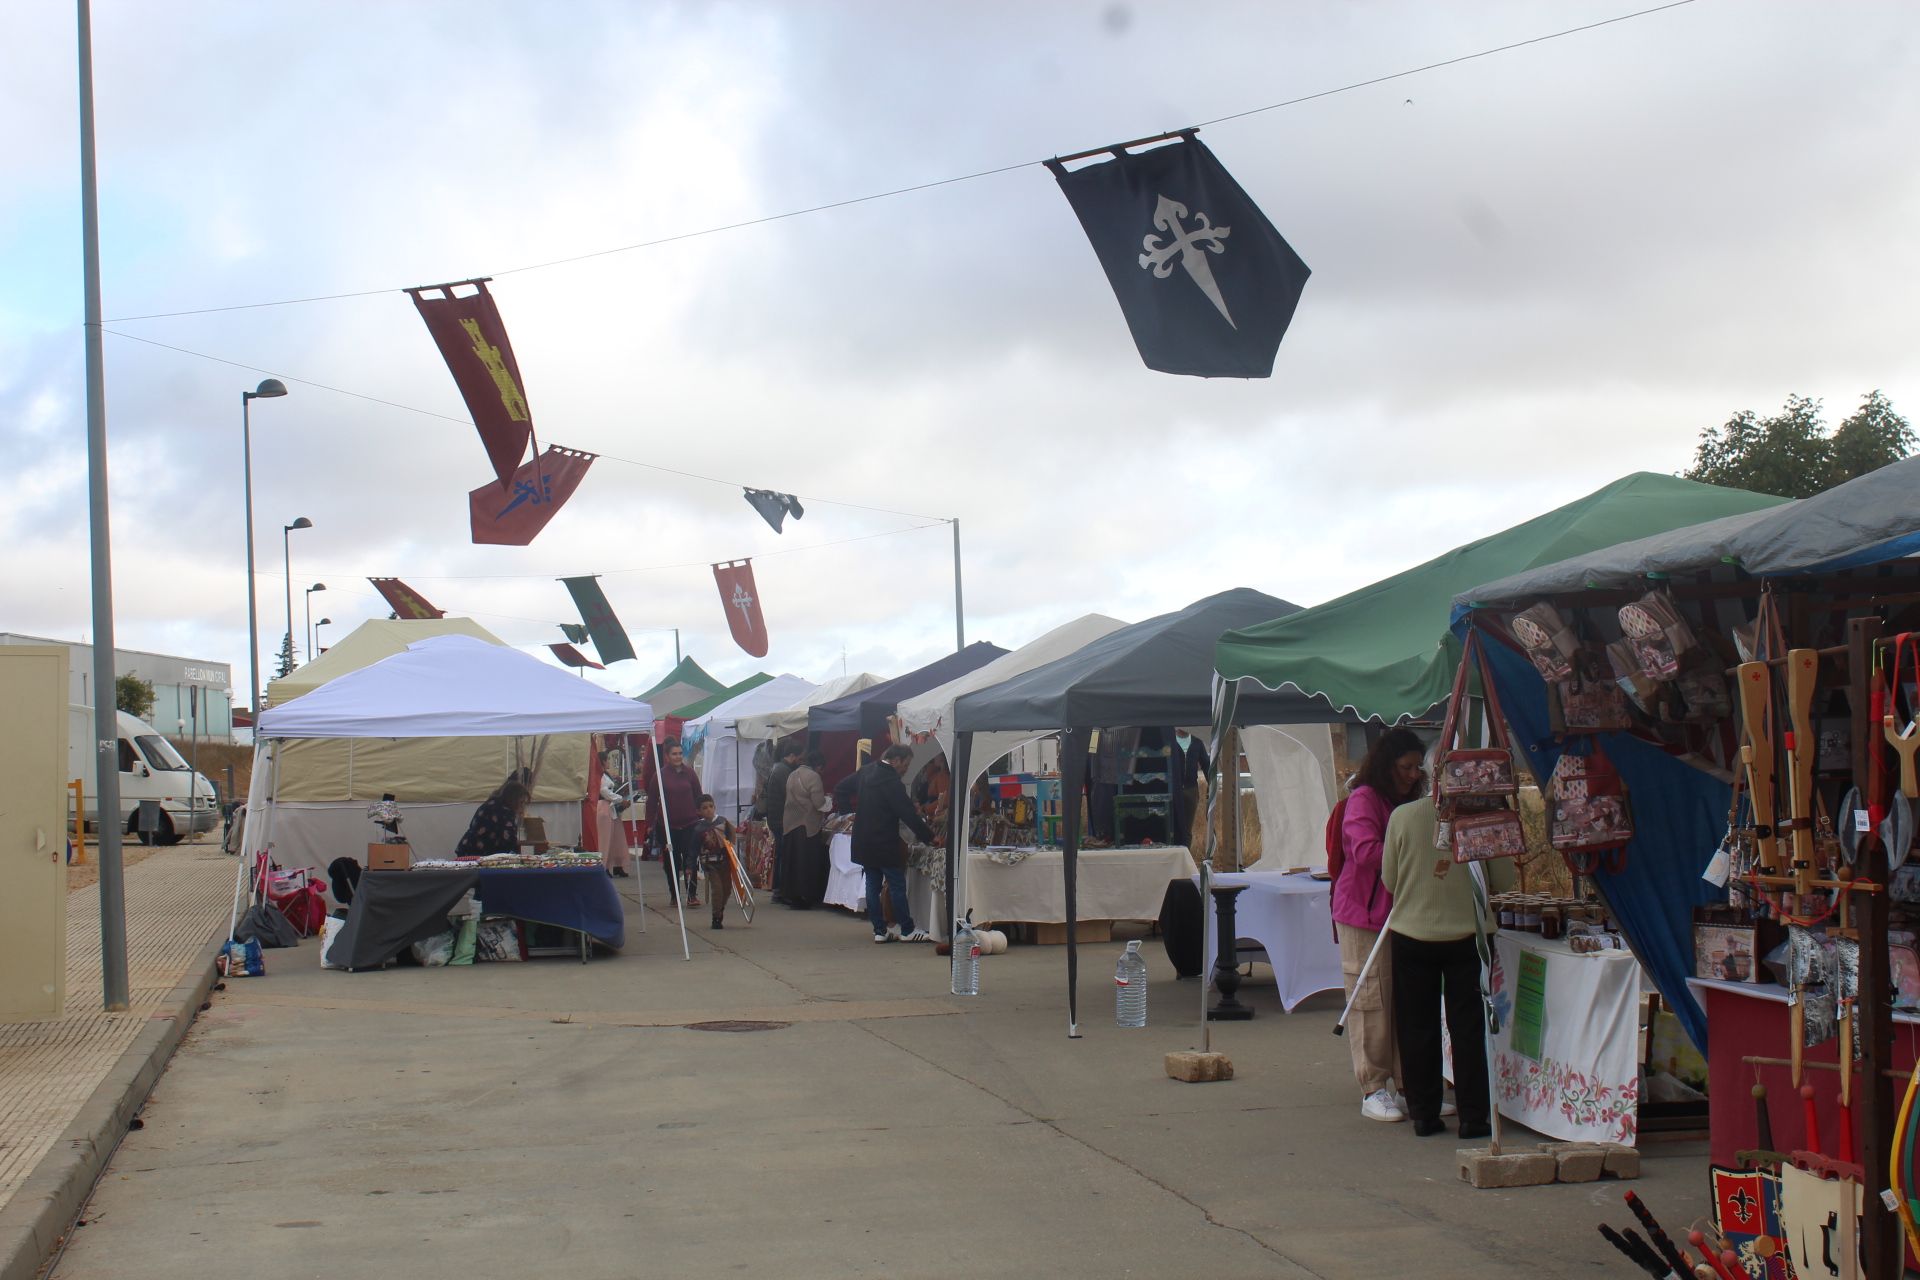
[256,619,589,870]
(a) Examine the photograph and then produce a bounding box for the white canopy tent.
[681,673,817,825]
[245,636,687,954]
[732,671,886,741]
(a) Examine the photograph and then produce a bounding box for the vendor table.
[1192,871,1343,1012]
[1689,977,1920,1165]
[331,866,625,971]
[967,845,1193,926]
[1446,931,1646,1144]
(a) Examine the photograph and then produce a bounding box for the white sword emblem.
[1139,193,1235,328]
[730,583,755,626]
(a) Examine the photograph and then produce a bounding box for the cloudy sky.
[4,1,1917,706]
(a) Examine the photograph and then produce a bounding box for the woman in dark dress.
[456,780,529,858]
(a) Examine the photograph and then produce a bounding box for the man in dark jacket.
[852,745,936,943]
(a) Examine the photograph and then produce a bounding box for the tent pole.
[623,733,644,934]
[649,734,692,960]
[946,733,973,952]
[1060,727,1089,1038]
[951,518,965,652]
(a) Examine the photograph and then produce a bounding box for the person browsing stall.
[1380,785,1516,1140]
[455,779,529,858]
[1334,727,1426,1125]
[852,745,936,943]
[764,742,803,902]
[780,748,829,909]
[647,740,704,906]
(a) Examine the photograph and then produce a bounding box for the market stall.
[249,634,672,964]
[1453,456,1920,1274]
[681,673,816,827]
[951,588,1313,1032]
[807,641,1007,790]
[328,861,625,970]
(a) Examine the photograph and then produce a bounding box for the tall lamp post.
[304,582,326,661]
[281,517,312,678]
[314,617,332,655]
[241,378,288,715]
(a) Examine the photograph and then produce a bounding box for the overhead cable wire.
[102,327,949,522]
[102,0,1699,325]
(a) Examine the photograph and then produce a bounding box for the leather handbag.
[1434,632,1519,805]
[1548,746,1634,865]
[1451,805,1528,863]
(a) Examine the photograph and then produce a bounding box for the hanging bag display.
[1617,589,1698,683]
[1435,632,1519,804]
[1548,744,1634,872]
[1435,632,1527,863]
[1509,601,1577,682]
[1548,645,1635,734]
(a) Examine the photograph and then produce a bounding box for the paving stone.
[1164,1050,1233,1082]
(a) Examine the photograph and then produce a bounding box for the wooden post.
[1850,615,1897,1278]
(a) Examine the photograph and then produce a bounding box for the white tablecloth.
[966,845,1193,925]
[825,832,934,927]
[1197,870,1344,1012]
[1478,931,1645,1146]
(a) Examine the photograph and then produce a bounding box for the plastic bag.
[412,929,456,967]
[319,916,346,970]
[475,918,524,962]
[217,938,264,978]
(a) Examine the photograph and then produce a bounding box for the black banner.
[560,576,636,665]
[1047,134,1309,378]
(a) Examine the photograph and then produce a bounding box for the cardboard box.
[1030,919,1113,945]
[368,842,412,871]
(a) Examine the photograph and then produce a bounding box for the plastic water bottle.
[951,917,981,997]
[1115,940,1148,1027]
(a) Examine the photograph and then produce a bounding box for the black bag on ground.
[235,901,301,949]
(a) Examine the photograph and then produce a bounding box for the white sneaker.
[1362,1089,1405,1123]
[885,924,902,943]
[901,929,931,943]
[1395,1093,1457,1118]
[872,932,890,944]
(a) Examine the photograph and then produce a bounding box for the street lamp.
[314,617,332,655]
[282,516,312,678]
[304,582,326,661]
[241,378,287,716]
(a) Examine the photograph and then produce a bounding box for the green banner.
[1512,950,1549,1063]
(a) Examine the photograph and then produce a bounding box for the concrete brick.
[1554,1149,1605,1183]
[1456,1148,1557,1189]
[1164,1051,1234,1083]
[1601,1144,1641,1179]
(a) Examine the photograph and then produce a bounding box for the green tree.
[115,672,155,720]
[1683,390,1913,498]
[275,632,296,680]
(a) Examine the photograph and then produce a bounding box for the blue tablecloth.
[334,865,625,971]
[476,866,625,950]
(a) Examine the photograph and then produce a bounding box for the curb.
[0,936,222,1280]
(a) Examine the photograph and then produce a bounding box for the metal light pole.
[241,378,287,715]
[303,582,325,661]
[314,617,331,655]
[281,517,312,677]
[951,517,965,651]
[77,0,128,1009]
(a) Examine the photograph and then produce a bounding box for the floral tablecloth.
[1478,930,1647,1146]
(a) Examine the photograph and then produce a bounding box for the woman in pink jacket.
[1333,727,1427,1123]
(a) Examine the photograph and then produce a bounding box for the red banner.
[406,278,535,490]
[713,559,769,658]
[468,445,595,546]
[549,643,603,670]
[368,577,444,619]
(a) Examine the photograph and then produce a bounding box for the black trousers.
[662,825,699,902]
[1390,932,1490,1127]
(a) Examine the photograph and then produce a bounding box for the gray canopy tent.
[949,588,1301,1035]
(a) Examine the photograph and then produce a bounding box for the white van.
[68,706,220,845]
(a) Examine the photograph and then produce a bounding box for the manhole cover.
[683,1019,790,1033]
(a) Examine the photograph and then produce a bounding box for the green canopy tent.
[1214,472,1787,727]
[636,656,731,721]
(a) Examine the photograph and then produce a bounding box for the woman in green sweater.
[1379,792,1516,1139]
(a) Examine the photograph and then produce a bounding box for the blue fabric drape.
[1474,635,1727,1050]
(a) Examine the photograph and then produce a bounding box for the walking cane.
[1332,906,1394,1037]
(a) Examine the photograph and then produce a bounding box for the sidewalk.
[35,880,1708,1279]
[0,843,233,1280]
